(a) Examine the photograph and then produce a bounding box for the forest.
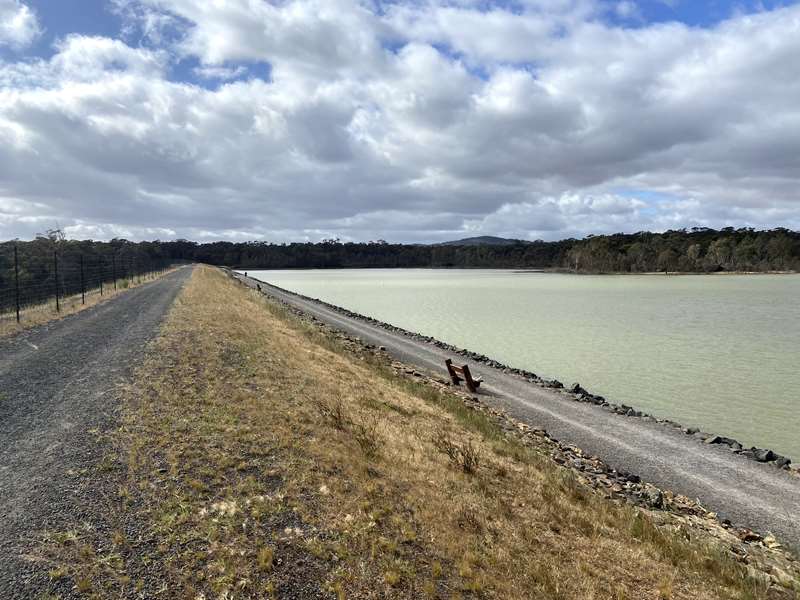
[1,227,798,309]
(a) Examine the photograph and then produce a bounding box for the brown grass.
[43,265,776,599]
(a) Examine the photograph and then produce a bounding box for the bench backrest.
[445,359,480,393]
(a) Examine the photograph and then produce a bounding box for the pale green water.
[250,269,800,459]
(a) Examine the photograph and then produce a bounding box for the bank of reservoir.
[249,269,800,459]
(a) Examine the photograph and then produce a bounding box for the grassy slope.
[44,266,781,599]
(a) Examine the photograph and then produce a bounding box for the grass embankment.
[0,268,177,337]
[45,266,778,599]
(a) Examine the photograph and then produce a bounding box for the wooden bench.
[445,359,483,393]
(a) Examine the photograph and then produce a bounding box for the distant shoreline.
[238,265,799,275]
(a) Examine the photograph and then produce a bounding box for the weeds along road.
[0,266,191,597]
[238,272,800,551]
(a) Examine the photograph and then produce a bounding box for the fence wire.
[0,245,178,325]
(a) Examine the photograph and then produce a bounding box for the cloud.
[614,1,642,20]
[466,193,649,241]
[0,0,41,50]
[0,1,799,242]
[192,64,248,81]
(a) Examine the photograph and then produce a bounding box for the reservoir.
[248,269,800,459]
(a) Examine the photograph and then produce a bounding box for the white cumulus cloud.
[0,0,799,242]
[0,0,41,50]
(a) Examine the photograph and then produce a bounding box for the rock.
[739,530,762,543]
[621,472,641,484]
[646,488,664,509]
[773,455,791,469]
[730,442,742,452]
[693,431,712,441]
[705,435,739,446]
[379,346,386,351]
[569,382,586,394]
[753,449,776,463]
[684,427,700,435]
[762,533,782,549]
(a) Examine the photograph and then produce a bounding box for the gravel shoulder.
[240,272,800,550]
[0,266,191,598]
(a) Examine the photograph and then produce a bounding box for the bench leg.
[445,359,461,386]
[463,365,478,393]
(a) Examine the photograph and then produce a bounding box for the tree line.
[0,232,179,310]
[1,227,798,299]
[564,228,799,273]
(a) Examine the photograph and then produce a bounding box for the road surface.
[0,267,191,598]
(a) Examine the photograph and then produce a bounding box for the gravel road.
[239,272,800,550]
[0,267,191,597]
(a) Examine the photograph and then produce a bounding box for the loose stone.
[774,456,791,469]
[753,449,775,463]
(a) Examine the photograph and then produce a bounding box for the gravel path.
[239,272,800,550]
[0,267,191,597]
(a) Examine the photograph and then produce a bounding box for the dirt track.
[0,267,191,598]
[239,271,800,550]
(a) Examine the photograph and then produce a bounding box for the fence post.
[112,255,117,291]
[80,254,85,304]
[14,245,20,323]
[99,259,104,296]
[54,250,60,312]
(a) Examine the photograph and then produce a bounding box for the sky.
[0,0,799,243]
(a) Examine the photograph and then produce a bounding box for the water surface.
[249,269,800,459]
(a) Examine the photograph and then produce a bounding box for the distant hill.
[437,236,526,246]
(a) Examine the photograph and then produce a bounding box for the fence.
[0,245,178,327]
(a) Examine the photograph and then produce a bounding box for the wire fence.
[0,245,180,327]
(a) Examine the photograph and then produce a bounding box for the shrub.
[432,431,480,474]
[352,412,382,459]
[313,396,349,430]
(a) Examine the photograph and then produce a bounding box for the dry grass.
[0,268,177,337]
[44,266,775,599]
